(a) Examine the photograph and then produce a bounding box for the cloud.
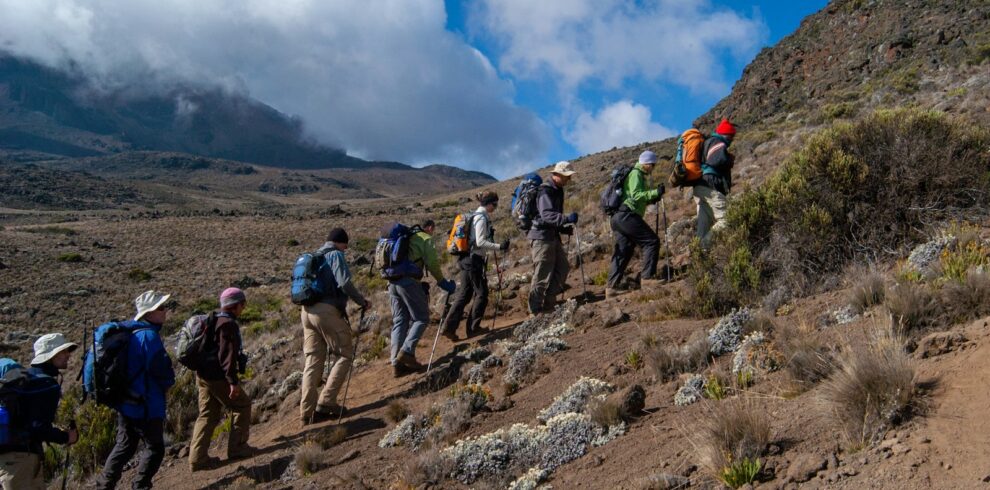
[471,0,766,97]
[565,100,675,155]
[0,0,550,177]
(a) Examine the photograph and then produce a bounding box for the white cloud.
[0,0,550,177]
[471,0,766,97]
[565,100,675,155]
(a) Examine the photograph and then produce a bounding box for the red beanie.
[716,119,736,137]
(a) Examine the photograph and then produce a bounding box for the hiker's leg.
[467,254,489,333]
[625,212,660,280]
[709,188,729,237]
[443,257,474,334]
[318,306,354,410]
[694,185,716,245]
[189,376,224,467]
[388,282,410,364]
[608,213,635,289]
[528,239,554,314]
[0,452,42,490]
[300,304,329,422]
[132,418,165,490]
[96,413,140,490]
[545,239,570,309]
[397,278,430,356]
[202,379,253,458]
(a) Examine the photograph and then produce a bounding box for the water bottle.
[0,404,10,445]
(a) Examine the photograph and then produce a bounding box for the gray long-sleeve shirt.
[471,207,501,256]
[316,242,367,310]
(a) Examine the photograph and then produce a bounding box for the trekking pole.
[426,291,452,374]
[60,420,76,490]
[336,308,365,425]
[574,225,589,298]
[660,197,673,281]
[490,250,504,330]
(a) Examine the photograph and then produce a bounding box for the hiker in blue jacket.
[96,291,176,490]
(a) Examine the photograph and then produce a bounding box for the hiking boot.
[305,410,333,425]
[396,351,424,372]
[441,329,459,342]
[227,445,259,461]
[317,404,346,418]
[605,288,630,299]
[190,457,221,472]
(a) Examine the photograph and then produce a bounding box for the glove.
[438,279,456,294]
[500,239,510,251]
[657,183,666,198]
[566,212,578,224]
[560,224,574,235]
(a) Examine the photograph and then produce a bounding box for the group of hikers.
[0,119,736,489]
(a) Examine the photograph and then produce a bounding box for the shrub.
[403,450,453,487]
[645,330,711,381]
[592,269,608,286]
[721,458,762,488]
[308,426,348,449]
[695,399,771,488]
[884,282,940,333]
[294,442,327,476]
[820,323,915,448]
[703,374,728,401]
[127,268,153,282]
[385,400,410,424]
[57,252,83,263]
[822,102,857,120]
[625,350,643,370]
[846,270,886,314]
[588,399,626,428]
[286,238,300,247]
[937,239,990,282]
[166,370,199,441]
[775,321,833,389]
[941,271,990,324]
[689,109,990,313]
[54,388,117,480]
[359,335,388,362]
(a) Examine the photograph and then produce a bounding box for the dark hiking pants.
[442,253,488,336]
[608,209,660,289]
[96,414,165,490]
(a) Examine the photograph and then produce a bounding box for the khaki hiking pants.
[693,184,728,248]
[189,377,252,466]
[0,451,42,490]
[528,239,569,314]
[300,302,354,421]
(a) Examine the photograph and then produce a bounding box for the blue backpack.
[376,223,424,281]
[0,358,60,448]
[83,322,144,408]
[511,172,543,231]
[291,251,330,306]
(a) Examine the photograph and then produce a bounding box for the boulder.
[786,454,828,483]
[603,307,630,328]
[608,384,646,418]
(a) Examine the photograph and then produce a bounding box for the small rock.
[786,454,828,483]
[891,443,911,456]
[637,472,690,490]
[605,365,621,377]
[915,331,968,358]
[603,307,630,328]
[827,453,839,470]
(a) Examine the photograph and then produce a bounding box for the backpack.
[669,128,705,187]
[446,212,476,255]
[291,251,329,306]
[83,322,145,408]
[175,313,218,371]
[511,173,543,231]
[0,358,60,448]
[599,164,636,216]
[376,223,424,281]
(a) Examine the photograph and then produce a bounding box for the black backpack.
[83,323,145,407]
[599,164,636,215]
[0,358,60,448]
[511,173,543,231]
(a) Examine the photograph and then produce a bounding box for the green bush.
[166,370,200,442]
[721,457,762,488]
[822,102,857,120]
[592,269,608,287]
[57,252,83,263]
[54,388,117,481]
[689,109,990,313]
[127,268,153,282]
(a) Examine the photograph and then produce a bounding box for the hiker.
[96,290,176,490]
[606,151,664,298]
[188,288,255,472]
[300,228,370,425]
[527,161,578,315]
[441,191,509,340]
[695,119,736,248]
[0,334,78,490]
[387,220,456,377]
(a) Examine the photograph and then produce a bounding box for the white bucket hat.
[551,160,576,177]
[134,290,171,321]
[31,333,78,366]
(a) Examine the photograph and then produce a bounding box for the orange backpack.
[446,212,475,255]
[669,128,705,187]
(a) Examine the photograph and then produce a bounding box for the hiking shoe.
[317,404,346,418]
[396,351,424,372]
[305,411,333,425]
[441,330,459,342]
[227,445,259,461]
[190,457,222,472]
[605,288,630,299]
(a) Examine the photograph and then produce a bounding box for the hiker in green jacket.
[606,151,664,298]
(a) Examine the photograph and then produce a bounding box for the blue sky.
[0,0,828,178]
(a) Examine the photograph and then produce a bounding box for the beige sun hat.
[31,333,78,366]
[551,160,576,176]
[133,290,171,321]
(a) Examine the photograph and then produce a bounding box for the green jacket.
[622,163,660,216]
[409,231,443,281]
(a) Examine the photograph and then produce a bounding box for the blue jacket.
[118,320,175,420]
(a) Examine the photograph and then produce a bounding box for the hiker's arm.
[472,214,500,251]
[149,340,176,390]
[537,188,566,229]
[419,236,444,282]
[330,252,368,306]
[29,413,69,445]
[217,322,240,386]
[705,142,731,170]
[627,169,659,205]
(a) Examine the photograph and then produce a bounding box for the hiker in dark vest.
[189,288,255,471]
[389,221,456,377]
[442,191,509,340]
[694,119,736,248]
[97,290,176,490]
[300,228,370,425]
[527,161,578,315]
[0,334,78,490]
[607,151,664,298]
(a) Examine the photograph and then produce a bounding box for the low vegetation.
[884,282,939,333]
[775,321,833,390]
[57,252,83,263]
[644,330,711,382]
[294,442,328,476]
[695,399,772,488]
[846,269,886,314]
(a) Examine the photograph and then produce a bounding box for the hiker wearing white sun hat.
[527,160,578,314]
[133,290,171,322]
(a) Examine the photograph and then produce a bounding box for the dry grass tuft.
[940,271,990,325]
[775,321,833,389]
[294,441,327,476]
[645,330,711,382]
[694,399,771,488]
[819,322,916,449]
[884,282,940,333]
[847,270,886,313]
[385,400,410,424]
[402,449,453,487]
[307,426,347,450]
[588,398,626,427]
[227,477,256,490]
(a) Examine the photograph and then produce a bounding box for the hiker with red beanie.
[695,118,737,248]
[188,287,255,472]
